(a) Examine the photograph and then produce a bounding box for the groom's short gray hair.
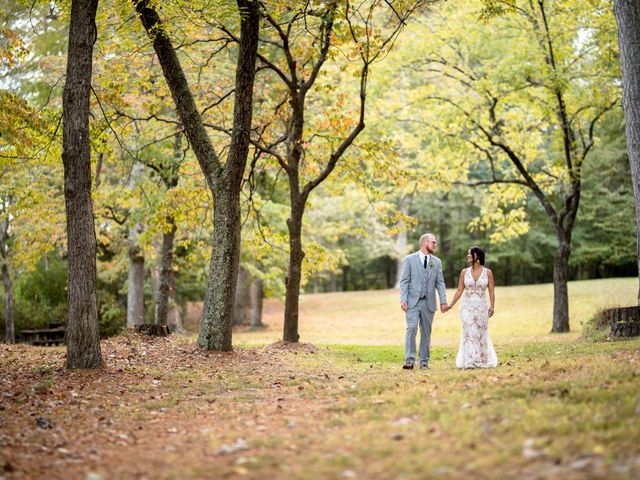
[420,233,436,245]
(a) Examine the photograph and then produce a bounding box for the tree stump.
[600,306,640,338]
[135,324,171,337]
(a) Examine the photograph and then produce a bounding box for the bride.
[446,246,498,369]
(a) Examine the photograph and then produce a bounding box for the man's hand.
[440,304,449,313]
[401,301,408,312]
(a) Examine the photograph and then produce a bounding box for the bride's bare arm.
[447,269,466,310]
[487,269,495,317]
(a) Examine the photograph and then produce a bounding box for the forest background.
[0,0,636,341]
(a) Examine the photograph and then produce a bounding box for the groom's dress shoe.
[403,361,414,370]
[420,362,429,369]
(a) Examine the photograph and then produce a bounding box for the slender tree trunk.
[614,0,640,304]
[166,270,185,333]
[62,0,102,368]
[394,228,408,289]
[154,219,176,325]
[1,214,14,344]
[94,147,104,189]
[552,235,571,332]
[329,271,337,292]
[283,204,304,342]
[394,197,409,288]
[126,241,145,327]
[233,264,252,326]
[155,129,181,326]
[249,276,264,328]
[127,162,145,328]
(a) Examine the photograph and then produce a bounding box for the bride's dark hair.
[469,246,485,265]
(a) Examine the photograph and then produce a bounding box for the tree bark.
[552,237,571,332]
[283,206,304,342]
[154,130,181,326]
[166,271,185,333]
[614,0,640,304]
[1,212,14,344]
[249,276,264,328]
[127,162,145,328]
[154,219,176,326]
[232,264,252,326]
[200,185,242,349]
[134,0,260,351]
[62,0,102,369]
[394,225,408,289]
[198,0,259,351]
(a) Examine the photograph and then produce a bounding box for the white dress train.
[455,267,498,369]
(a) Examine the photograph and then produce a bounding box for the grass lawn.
[233,277,638,346]
[1,278,639,479]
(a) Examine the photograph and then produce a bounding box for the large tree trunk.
[62,0,102,369]
[1,213,14,344]
[154,219,176,325]
[135,0,259,351]
[551,237,571,332]
[614,0,640,304]
[198,1,259,351]
[199,185,242,350]
[232,264,252,326]
[283,205,304,343]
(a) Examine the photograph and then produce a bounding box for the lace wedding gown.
[455,267,498,369]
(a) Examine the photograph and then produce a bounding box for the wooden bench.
[21,323,66,346]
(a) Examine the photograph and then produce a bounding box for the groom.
[399,233,448,369]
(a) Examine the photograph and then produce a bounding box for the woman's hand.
[488,306,494,318]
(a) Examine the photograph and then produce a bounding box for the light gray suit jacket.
[399,251,447,312]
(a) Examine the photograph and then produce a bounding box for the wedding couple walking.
[399,233,498,370]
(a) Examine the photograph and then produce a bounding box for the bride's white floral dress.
[455,267,498,369]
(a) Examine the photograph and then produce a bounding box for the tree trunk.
[198,186,242,350]
[1,213,14,344]
[394,227,408,289]
[249,275,264,328]
[606,306,640,337]
[154,219,176,325]
[166,271,185,333]
[198,1,259,351]
[394,199,409,288]
[155,129,181,327]
[134,0,259,351]
[127,161,145,327]
[551,237,571,332]
[232,264,252,326]
[283,206,304,343]
[62,0,102,369]
[614,0,640,304]
[329,271,337,292]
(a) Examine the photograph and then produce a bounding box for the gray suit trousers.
[405,297,434,363]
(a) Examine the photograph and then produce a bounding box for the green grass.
[265,338,640,479]
[233,277,638,347]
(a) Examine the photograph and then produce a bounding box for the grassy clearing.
[250,339,640,479]
[2,278,639,479]
[233,277,638,346]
